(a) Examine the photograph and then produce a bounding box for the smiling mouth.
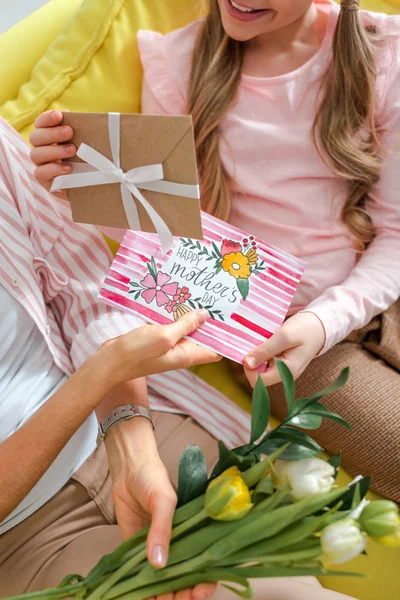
[225,0,274,22]
[231,0,266,13]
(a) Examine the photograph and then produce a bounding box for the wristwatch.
[97,404,155,444]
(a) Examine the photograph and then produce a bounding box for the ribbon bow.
[51,113,200,254]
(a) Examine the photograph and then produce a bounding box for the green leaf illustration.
[212,241,222,257]
[237,278,250,301]
[147,258,157,281]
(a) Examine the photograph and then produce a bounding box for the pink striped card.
[99,212,307,366]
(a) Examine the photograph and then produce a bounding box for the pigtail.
[313,0,381,248]
[187,0,243,220]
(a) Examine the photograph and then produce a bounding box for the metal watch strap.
[97,404,155,444]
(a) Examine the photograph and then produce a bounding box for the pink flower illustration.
[221,239,242,257]
[165,299,178,314]
[140,271,178,307]
[173,287,192,304]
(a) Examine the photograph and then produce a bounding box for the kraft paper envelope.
[59,112,203,239]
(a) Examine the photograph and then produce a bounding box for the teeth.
[231,0,256,13]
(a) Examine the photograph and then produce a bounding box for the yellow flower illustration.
[173,303,192,321]
[222,252,251,279]
[246,249,259,266]
[246,249,258,265]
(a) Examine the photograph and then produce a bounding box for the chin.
[220,18,258,42]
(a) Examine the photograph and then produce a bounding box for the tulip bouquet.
[6,361,400,600]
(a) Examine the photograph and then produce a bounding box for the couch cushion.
[0,0,205,138]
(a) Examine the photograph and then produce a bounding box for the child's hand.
[29,110,76,194]
[244,312,326,388]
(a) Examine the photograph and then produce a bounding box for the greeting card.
[99,213,307,365]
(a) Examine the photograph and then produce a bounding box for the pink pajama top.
[137,0,400,352]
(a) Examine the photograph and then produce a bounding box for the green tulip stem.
[86,509,210,600]
[0,584,82,600]
[214,546,322,568]
[108,488,348,599]
[242,444,290,488]
[109,571,250,600]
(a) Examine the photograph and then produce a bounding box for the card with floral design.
[99,213,307,365]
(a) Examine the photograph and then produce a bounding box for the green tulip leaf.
[275,359,295,411]
[177,445,208,506]
[330,476,372,511]
[305,404,352,430]
[250,376,271,443]
[287,399,351,431]
[307,367,350,401]
[286,412,323,430]
[328,452,341,480]
[237,278,250,300]
[211,441,258,479]
[254,427,323,461]
[253,477,275,504]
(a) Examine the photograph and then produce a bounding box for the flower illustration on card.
[221,252,251,280]
[140,271,178,306]
[221,239,242,257]
[180,235,265,301]
[129,257,178,307]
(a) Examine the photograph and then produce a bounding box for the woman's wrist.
[105,417,158,480]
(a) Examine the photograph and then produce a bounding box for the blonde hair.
[187,0,381,248]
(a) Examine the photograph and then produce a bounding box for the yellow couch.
[0,2,398,599]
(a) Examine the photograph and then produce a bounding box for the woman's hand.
[106,418,217,600]
[244,312,326,388]
[29,110,75,195]
[99,310,220,389]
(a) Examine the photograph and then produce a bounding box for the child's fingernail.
[62,164,71,172]
[246,356,257,369]
[151,545,166,568]
[197,310,209,325]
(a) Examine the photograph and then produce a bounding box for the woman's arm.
[0,310,215,524]
[0,354,109,523]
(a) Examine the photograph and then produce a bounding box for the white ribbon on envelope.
[51,112,200,254]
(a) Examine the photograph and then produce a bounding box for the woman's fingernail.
[246,356,257,369]
[151,545,166,568]
[197,310,209,325]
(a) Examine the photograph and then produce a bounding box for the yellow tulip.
[205,466,253,521]
[376,527,400,548]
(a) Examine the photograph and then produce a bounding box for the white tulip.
[321,519,366,564]
[274,458,335,501]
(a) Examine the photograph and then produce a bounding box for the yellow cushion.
[0,0,83,107]
[1,2,398,598]
[0,0,205,139]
